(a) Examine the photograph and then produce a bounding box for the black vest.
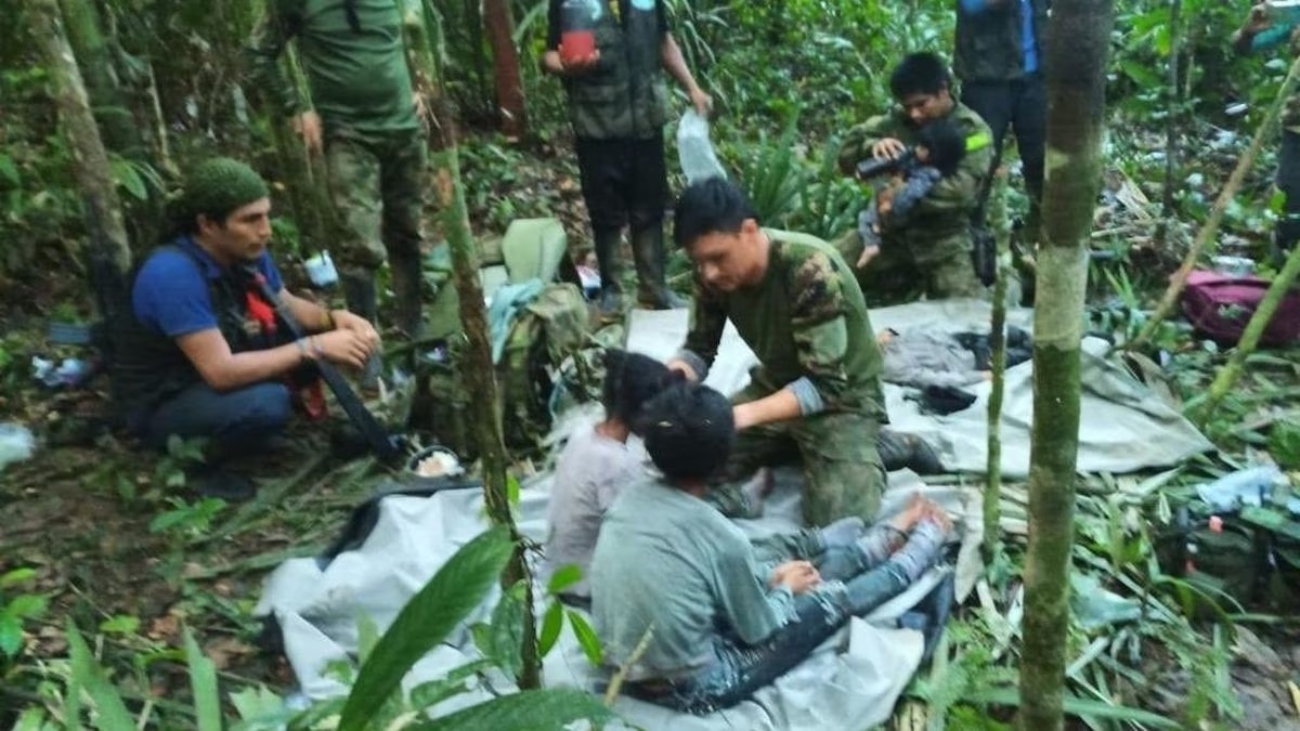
[954,0,1050,83]
[110,244,282,426]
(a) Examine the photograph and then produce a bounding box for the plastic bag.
[676,110,726,184]
[0,423,35,473]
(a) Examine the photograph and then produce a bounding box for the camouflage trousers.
[833,229,985,305]
[324,126,427,277]
[711,384,887,527]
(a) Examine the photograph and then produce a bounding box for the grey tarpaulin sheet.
[626,299,1213,479]
[255,415,982,729]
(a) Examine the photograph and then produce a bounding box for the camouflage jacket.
[954,0,1050,83]
[837,102,994,262]
[678,229,886,418]
[548,0,669,140]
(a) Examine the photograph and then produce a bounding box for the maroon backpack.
[1181,270,1300,346]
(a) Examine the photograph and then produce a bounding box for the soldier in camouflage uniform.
[542,0,710,318]
[667,178,890,527]
[1234,5,1300,265]
[247,0,428,386]
[837,53,994,304]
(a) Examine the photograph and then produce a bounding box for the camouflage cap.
[181,157,270,223]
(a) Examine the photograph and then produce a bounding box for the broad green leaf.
[565,609,603,666]
[0,614,23,657]
[356,611,381,664]
[229,686,290,729]
[66,621,135,731]
[184,628,223,731]
[99,615,140,635]
[411,689,618,731]
[6,593,47,620]
[409,658,493,713]
[0,567,37,588]
[338,527,514,731]
[537,601,563,658]
[0,154,19,187]
[484,583,525,677]
[545,564,582,595]
[13,707,53,731]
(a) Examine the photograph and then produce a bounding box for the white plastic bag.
[0,423,35,473]
[676,110,726,184]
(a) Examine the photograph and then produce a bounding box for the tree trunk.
[58,0,143,159]
[483,0,528,139]
[30,0,132,277]
[1155,0,1183,247]
[1018,1,1113,730]
[985,165,1011,564]
[1196,241,1300,424]
[1133,55,1300,350]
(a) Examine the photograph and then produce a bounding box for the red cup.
[561,30,596,63]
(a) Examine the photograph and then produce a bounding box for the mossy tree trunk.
[30,0,132,277]
[483,0,528,139]
[58,0,143,159]
[1018,1,1113,730]
[985,165,1011,563]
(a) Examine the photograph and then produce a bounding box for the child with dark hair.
[856,118,967,269]
[544,349,679,603]
[591,381,951,714]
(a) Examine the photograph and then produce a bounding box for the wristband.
[319,309,336,331]
[295,337,311,361]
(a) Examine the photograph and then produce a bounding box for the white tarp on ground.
[256,298,1210,729]
[256,460,980,730]
[625,299,1213,479]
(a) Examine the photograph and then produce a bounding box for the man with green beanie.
[113,157,381,500]
[542,0,711,318]
[247,0,428,385]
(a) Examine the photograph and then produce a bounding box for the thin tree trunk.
[1132,55,1300,350]
[1156,0,1183,246]
[483,0,528,139]
[58,0,142,159]
[30,0,132,277]
[1019,1,1113,730]
[1196,242,1300,424]
[985,166,1010,563]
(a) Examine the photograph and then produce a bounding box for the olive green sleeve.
[786,249,858,413]
[246,0,308,118]
[837,115,894,177]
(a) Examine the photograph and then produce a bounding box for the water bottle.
[1196,465,1284,512]
[560,0,600,64]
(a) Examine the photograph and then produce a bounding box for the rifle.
[246,267,407,465]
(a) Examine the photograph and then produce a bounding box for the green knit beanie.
[181,157,270,224]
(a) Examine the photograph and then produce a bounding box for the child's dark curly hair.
[601,349,685,436]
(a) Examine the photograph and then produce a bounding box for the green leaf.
[545,564,582,595]
[537,601,564,658]
[968,687,1181,729]
[356,611,381,665]
[184,628,223,731]
[229,686,290,729]
[0,614,24,657]
[337,527,514,731]
[410,689,618,731]
[66,620,136,731]
[0,154,20,187]
[565,609,603,666]
[507,474,521,506]
[408,658,493,712]
[1268,419,1300,469]
[99,615,140,635]
[6,593,47,620]
[0,567,36,588]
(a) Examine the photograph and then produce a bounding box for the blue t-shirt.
[132,236,284,338]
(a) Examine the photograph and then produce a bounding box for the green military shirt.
[837,102,993,263]
[680,229,886,419]
[247,0,419,137]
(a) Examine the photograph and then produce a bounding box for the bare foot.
[888,492,928,533]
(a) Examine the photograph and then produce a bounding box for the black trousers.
[962,73,1047,204]
[1275,129,1300,264]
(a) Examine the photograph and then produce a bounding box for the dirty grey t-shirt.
[590,477,796,681]
[543,428,643,598]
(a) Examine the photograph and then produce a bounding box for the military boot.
[388,250,426,340]
[593,228,624,321]
[631,225,689,310]
[341,271,383,392]
[877,429,944,475]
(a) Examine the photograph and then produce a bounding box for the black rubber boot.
[630,225,688,310]
[593,228,624,321]
[341,271,383,391]
[388,250,425,340]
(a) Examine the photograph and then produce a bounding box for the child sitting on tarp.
[544,350,869,607]
[856,118,967,269]
[590,381,950,714]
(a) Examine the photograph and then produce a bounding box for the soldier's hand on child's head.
[871,138,907,160]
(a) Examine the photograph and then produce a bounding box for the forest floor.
[3,136,1300,728]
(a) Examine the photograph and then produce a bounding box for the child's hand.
[770,560,821,594]
[856,243,880,269]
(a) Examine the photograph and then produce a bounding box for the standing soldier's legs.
[325,132,386,386]
[379,129,429,338]
[1013,74,1048,245]
[792,411,885,527]
[575,137,631,318]
[924,249,986,300]
[627,133,686,309]
[1275,130,1300,267]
